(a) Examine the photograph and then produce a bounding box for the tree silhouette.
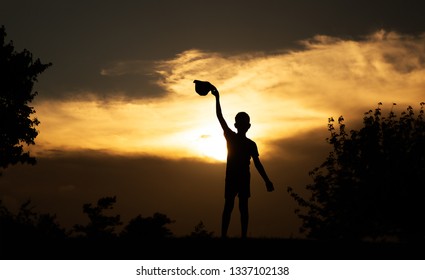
[288,103,425,243]
[120,212,174,239]
[73,196,122,239]
[0,26,51,173]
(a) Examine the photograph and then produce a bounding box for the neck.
[237,131,247,137]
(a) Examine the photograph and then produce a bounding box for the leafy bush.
[288,103,425,243]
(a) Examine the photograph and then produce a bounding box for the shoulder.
[247,138,259,155]
[224,128,236,138]
[246,137,257,146]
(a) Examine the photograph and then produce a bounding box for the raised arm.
[210,86,231,133]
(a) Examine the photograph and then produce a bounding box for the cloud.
[31,31,425,162]
[158,31,425,112]
[156,30,425,133]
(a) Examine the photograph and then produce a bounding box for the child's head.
[234,112,251,133]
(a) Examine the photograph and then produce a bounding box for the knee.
[239,199,249,212]
[224,199,235,211]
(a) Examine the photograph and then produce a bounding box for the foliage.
[120,212,174,239]
[0,199,66,241]
[0,26,51,172]
[1,194,221,251]
[73,196,122,239]
[288,102,425,243]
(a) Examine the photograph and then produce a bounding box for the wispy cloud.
[158,30,425,113]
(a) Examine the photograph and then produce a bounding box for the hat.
[193,80,213,96]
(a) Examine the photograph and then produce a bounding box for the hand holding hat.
[193,80,216,96]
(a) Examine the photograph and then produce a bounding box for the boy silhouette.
[209,83,274,238]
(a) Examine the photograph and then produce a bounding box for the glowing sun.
[193,130,227,162]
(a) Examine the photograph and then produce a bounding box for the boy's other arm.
[211,86,231,133]
[253,156,274,192]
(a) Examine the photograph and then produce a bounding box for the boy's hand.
[209,83,219,97]
[266,180,274,192]
[211,89,219,97]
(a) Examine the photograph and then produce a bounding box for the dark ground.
[1,237,423,260]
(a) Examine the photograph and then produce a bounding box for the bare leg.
[239,197,249,238]
[221,198,235,238]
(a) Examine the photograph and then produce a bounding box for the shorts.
[225,174,251,199]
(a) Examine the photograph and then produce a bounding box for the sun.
[192,129,227,162]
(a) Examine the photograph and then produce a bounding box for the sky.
[1,0,425,238]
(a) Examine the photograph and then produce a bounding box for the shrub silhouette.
[288,103,425,243]
[189,221,214,239]
[120,212,174,239]
[0,199,66,242]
